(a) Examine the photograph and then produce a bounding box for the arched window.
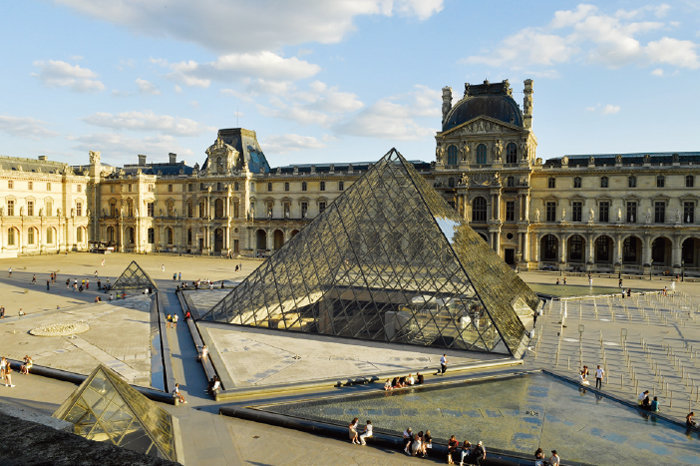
[600,176,609,188]
[46,228,54,244]
[199,200,207,218]
[472,197,487,222]
[76,227,83,243]
[187,228,192,245]
[573,177,582,188]
[506,143,517,164]
[28,227,35,244]
[476,144,487,164]
[107,226,115,244]
[7,228,16,246]
[447,145,458,166]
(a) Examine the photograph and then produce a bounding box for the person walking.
[31,274,37,285]
[595,365,605,389]
[437,353,448,375]
[46,280,50,291]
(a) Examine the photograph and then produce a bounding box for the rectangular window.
[572,201,582,222]
[505,201,515,221]
[234,182,239,191]
[686,175,695,188]
[319,201,326,213]
[338,181,344,191]
[168,184,173,192]
[284,182,289,192]
[28,181,33,190]
[77,184,82,192]
[546,201,556,222]
[266,201,273,217]
[7,228,15,245]
[28,228,34,244]
[654,201,665,223]
[301,201,308,218]
[148,228,155,244]
[8,180,13,189]
[267,182,272,192]
[46,182,51,191]
[302,181,307,192]
[7,200,14,216]
[548,177,556,189]
[233,202,239,218]
[320,181,326,191]
[283,202,290,218]
[684,202,695,223]
[626,201,637,223]
[656,176,665,188]
[27,200,34,216]
[147,202,154,217]
[76,202,82,217]
[128,184,132,192]
[110,185,114,193]
[599,201,609,223]
[188,183,194,192]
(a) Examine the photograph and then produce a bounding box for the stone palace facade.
[0,79,698,276]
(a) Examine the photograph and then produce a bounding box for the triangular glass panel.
[200,149,541,357]
[111,261,158,291]
[53,364,176,461]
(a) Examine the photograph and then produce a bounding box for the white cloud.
[601,104,621,114]
[258,80,364,127]
[135,78,160,95]
[585,103,620,114]
[153,52,320,88]
[0,115,57,139]
[646,37,700,69]
[651,68,664,76]
[260,133,326,153]
[32,60,105,92]
[54,0,443,53]
[69,132,194,164]
[83,111,213,136]
[464,3,698,72]
[336,85,439,140]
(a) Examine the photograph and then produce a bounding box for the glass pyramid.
[53,364,176,461]
[201,149,540,357]
[111,260,158,291]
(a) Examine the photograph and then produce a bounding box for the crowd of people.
[384,372,424,389]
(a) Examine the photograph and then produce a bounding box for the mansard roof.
[543,151,700,168]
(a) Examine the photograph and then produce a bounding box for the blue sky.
[1,1,699,167]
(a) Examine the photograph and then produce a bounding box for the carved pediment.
[441,117,522,139]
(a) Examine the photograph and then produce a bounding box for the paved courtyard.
[0,252,697,465]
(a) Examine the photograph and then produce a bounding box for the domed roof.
[442,80,523,132]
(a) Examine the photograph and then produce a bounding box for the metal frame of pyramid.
[53,364,176,460]
[111,260,158,291]
[200,149,541,357]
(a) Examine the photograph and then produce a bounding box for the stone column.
[266,228,274,250]
[559,234,567,268]
[643,234,653,265]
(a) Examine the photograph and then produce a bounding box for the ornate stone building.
[433,79,699,277]
[0,155,90,257]
[1,79,698,276]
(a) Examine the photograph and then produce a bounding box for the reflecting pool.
[261,373,700,464]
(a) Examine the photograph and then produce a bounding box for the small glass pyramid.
[111,261,158,291]
[53,364,176,460]
[200,149,540,357]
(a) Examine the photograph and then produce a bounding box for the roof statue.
[53,364,177,461]
[111,261,158,291]
[200,148,541,357]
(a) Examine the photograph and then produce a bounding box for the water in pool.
[262,373,700,465]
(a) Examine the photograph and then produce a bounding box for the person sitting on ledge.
[398,375,407,387]
[172,383,187,404]
[384,379,393,391]
[20,355,32,375]
[407,373,415,386]
[391,376,400,388]
[638,390,650,406]
[686,412,697,428]
[648,396,660,412]
[208,375,221,396]
[447,435,459,464]
[198,345,209,361]
[416,372,424,384]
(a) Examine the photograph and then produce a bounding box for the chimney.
[169,152,177,164]
[523,79,533,129]
[37,155,47,161]
[138,154,147,166]
[441,86,453,125]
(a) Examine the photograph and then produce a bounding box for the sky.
[1,1,699,168]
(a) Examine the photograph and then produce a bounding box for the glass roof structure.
[111,260,158,291]
[201,149,540,357]
[53,364,176,461]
